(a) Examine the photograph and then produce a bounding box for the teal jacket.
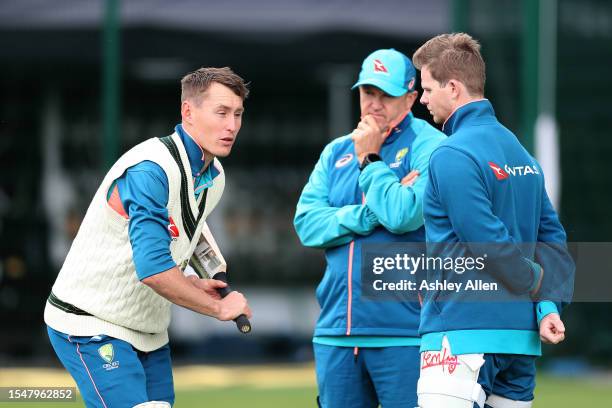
[420,100,574,355]
[294,113,445,339]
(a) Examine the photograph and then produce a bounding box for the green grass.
[176,386,317,407]
[534,375,612,406]
[175,376,612,407]
[2,375,610,407]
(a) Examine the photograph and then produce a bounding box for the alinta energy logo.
[98,343,120,371]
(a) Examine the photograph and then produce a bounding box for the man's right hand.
[352,115,385,163]
[540,313,566,344]
[216,291,252,321]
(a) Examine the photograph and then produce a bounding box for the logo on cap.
[488,162,509,180]
[373,59,389,74]
[408,78,416,91]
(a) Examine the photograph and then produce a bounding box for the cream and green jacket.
[44,132,224,351]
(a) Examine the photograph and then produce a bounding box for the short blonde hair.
[412,33,485,96]
[181,67,249,104]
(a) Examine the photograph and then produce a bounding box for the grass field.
[1,365,611,407]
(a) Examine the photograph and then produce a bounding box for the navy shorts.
[479,353,536,405]
[314,343,420,408]
[47,326,174,407]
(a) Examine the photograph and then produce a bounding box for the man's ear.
[181,100,191,123]
[404,91,419,111]
[448,79,462,101]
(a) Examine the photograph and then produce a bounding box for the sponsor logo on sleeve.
[168,217,180,239]
[335,153,354,168]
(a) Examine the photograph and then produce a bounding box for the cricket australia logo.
[390,147,409,168]
[395,147,409,162]
[98,344,120,371]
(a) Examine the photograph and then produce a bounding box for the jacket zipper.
[346,240,354,335]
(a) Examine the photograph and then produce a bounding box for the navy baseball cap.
[352,48,416,97]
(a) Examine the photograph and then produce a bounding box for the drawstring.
[353,346,359,362]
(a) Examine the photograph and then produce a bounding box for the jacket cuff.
[525,258,542,293]
[536,301,559,324]
[358,160,387,193]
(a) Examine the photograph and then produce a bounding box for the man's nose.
[226,117,238,132]
[371,96,384,110]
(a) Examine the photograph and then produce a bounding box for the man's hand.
[143,266,251,320]
[186,275,252,321]
[352,115,386,163]
[216,291,252,321]
[186,275,226,300]
[400,170,420,187]
[540,313,566,344]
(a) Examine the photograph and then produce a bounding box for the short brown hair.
[412,33,485,96]
[181,67,249,104]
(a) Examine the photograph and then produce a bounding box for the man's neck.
[203,154,214,170]
[442,96,486,131]
[451,95,485,113]
[181,123,215,170]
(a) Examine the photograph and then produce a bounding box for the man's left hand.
[352,115,386,164]
[187,275,227,300]
[401,170,420,187]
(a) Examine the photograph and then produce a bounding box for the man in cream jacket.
[45,67,252,408]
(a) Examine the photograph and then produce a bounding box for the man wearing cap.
[294,49,445,407]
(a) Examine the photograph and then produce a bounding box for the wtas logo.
[489,161,540,181]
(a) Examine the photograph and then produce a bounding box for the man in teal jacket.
[412,33,574,408]
[294,49,445,407]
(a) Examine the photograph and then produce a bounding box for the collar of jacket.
[384,111,414,145]
[442,99,496,136]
